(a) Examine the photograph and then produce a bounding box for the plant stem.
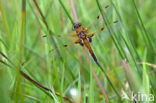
[58,0,74,24]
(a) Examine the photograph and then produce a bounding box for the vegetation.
[0,0,155,103]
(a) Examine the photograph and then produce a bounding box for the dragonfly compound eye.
[78,23,82,27]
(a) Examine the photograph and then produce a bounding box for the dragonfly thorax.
[78,31,87,39]
[73,22,87,39]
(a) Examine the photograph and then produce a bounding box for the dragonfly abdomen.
[83,39,99,64]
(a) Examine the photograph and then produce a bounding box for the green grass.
[0,0,156,103]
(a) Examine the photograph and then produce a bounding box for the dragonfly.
[56,22,118,66]
[63,22,102,65]
[44,5,119,65]
[62,12,118,65]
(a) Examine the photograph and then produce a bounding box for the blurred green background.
[0,0,155,103]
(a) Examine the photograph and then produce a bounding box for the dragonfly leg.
[79,40,84,46]
[88,37,92,42]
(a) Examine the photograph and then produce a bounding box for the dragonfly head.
[73,22,82,30]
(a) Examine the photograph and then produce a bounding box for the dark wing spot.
[49,49,54,53]
[101,27,104,31]
[64,45,68,47]
[57,35,61,37]
[97,15,100,19]
[113,20,118,23]
[42,35,47,37]
[105,5,109,8]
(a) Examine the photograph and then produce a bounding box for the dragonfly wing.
[86,27,104,38]
[87,32,96,38]
[86,19,119,38]
[64,39,81,47]
[85,26,91,33]
[54,33,77,38]
[70,33,78,37]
